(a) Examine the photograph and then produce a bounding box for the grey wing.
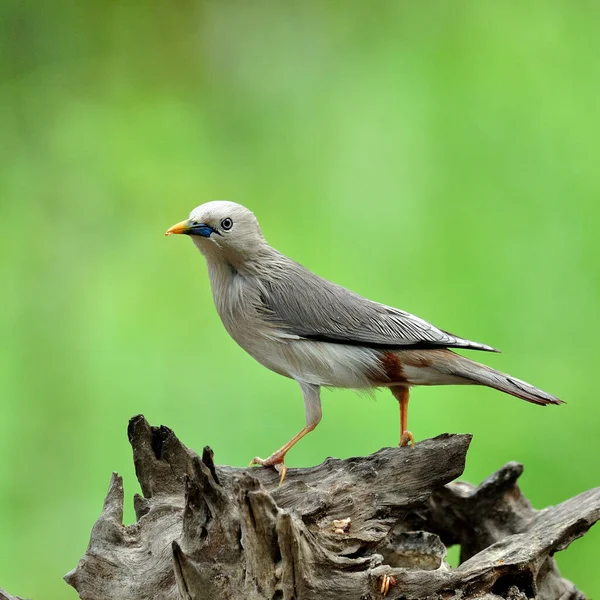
[257,259,498,353]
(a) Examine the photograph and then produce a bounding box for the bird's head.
[166,201,265,265]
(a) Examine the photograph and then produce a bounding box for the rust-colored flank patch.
[368,350,439,385]
[374,351,408,384]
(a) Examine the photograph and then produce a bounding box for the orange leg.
[250,382,322,484]
[391,387,415,447]
[250,423,317,484]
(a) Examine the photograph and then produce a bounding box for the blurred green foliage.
[1,1,599,598]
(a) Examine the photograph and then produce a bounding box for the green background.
[1,1,599,598]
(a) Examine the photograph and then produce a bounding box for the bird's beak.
[165,220,191,236]
[165,220,216,238]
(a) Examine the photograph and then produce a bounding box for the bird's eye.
[221,217,233,231]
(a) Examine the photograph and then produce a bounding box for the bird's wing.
[256,258,498,352]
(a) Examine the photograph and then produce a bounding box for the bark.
[63,414,599,600]
[0,588,25,600]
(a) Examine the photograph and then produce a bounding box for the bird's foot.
[400,430,415,447]
[249,453,288,485]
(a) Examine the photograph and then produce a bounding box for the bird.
[166,201,563,482]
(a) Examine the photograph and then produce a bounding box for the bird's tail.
[446,353,564,406]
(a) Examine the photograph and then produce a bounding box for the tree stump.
[59,414,598,600]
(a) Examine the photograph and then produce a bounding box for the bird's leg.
[391,386,415,447]
[250,424,316,484]
[250,382,322,484]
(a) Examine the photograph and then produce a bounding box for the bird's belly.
[220,319,294,378]
[217,297,384,387]
[238,335,384,389]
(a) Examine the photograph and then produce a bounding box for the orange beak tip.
[165,220,190,236]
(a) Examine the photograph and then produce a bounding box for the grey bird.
[166,201,563,481]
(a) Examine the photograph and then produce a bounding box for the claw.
[400,429,415,447]
[274,462,288,485]
[249,454,288,485]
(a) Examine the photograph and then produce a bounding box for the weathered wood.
[64,414,599,600]
[0,587,25,600]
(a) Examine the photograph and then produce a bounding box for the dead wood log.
[0,588,25,600]
[64,414,599,600]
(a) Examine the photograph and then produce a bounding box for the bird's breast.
[206,264,290,375]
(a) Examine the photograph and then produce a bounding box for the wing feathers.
[257,256,497,353]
